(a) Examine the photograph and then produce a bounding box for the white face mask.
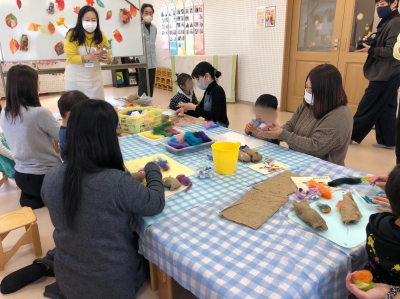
[143,16,153,23]
[82,21,97,33]
[304,90,314,105]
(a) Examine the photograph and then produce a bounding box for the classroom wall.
[146,0,287,105]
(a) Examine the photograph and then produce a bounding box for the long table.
[119,126,371,299]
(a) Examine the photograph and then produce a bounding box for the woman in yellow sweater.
[64,6,111,100]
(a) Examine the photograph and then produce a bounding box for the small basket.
[118,107,163,134]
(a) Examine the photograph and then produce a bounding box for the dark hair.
[175,73,192,88]
[141,3,154,14]
[306,64,348,120]
[385,165,400,217]
[255,94,278,110]
[68,5,103,46]
[63,100,124,230]
[191,62,222,80]
[5,65,41,122]
[375,0,399,9]
[58,91,89,118]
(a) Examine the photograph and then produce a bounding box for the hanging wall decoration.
[184,0,194,55]
[265,6,276,27]
[176,0,185,55]
[194,0,204,55]
[161,2,169,59]
[168,0,178,56]
[256,6,265,28]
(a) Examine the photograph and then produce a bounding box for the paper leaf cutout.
[56,16,68,28]
[27,23,40,31]
[106,10,112,20]
[48,22,55,34]
[86,0,95,6]
[119,8,132,24]
[96,0,104,8]
[20,34,28,51]
[55,0,65,11]
[9,37,19,54]
[54,41,64,56]
[73,6,80,14]
[113,29,123,43]
[130,5,137,17]
[39,24,49,35]
[6,13,18,29]
[16,0,22,9]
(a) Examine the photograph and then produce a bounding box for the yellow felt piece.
[140,132,165,140]
[124,154,195,179]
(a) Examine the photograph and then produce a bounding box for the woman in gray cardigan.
[41,100,165,299]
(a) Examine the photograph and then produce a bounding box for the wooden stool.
[0,207,42,271]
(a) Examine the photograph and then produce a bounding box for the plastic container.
[159,134,215,156]
[350,187,383,210]
[211,142,241,175]
[118,107,162,134]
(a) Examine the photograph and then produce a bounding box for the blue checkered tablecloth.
[141,160,373,299]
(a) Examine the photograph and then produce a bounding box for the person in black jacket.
[174,62,230,127]
[351,0,400,149]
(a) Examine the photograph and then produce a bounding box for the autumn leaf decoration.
[56,16,68,28]
[9,37,19,54]
[6,13,18,29]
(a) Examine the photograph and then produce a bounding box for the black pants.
[138,68,156,97]
[352,73,400,146]
[15,171,45,209]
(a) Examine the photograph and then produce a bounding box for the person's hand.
[85,49,102,61]
[346,272,390,299]
[372,193,392,213]
[260,123,283,139]
[355,43,371,53]
[100,54,112,64]
[261,122,281,131]
[178,102,196,112]
[369,175,388,190]
[174,107,185,116]
[245,123,258,135]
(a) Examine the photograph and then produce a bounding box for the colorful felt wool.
[176,174,192,192]
[203,121,220,130]
[168,138,190,149]
[184,132,202,146]
[328,177,362,187]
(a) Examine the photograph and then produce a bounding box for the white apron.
[64,45,105,100]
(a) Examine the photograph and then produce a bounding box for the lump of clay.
[163,176,182,191]
[340,192,362,224]
[238,151,251,162]
[243,148,263,162]
[131,172,145,182]
[293,200,328,231]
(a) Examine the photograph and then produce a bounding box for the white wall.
[147,0,287,105]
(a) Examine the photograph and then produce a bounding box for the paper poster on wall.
[194,0,204,55]
[265,6,276,27]
[168,1,178,56]
[256,6,266,28]
[184,0,194,56]
[176,0,185,55]
[161,3,170,59]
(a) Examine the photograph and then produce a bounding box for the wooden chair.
[0,207,42,271]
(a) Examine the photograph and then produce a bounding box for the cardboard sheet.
[253,171,301,196]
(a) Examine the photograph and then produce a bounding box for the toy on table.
[238,145,263,163]
[203,121,219,130]
[154,157,170,171]
[293,200,328,231]
[196,165,213,179]
[340,192,362,224]
[308,179,332,199]
[328,177,371,187]
[352,270,374,291]
[163,176,182,191]
[335,200,342,211]
[295,187,322,200]
[315,202,331,213]
[176,174,192,192]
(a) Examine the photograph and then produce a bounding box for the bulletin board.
[0,0,142,62]
[171,54,238,103]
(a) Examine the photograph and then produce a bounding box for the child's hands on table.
[178,102,196,111]
[346,272,390,299]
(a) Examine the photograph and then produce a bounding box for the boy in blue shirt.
[57,91,89,161]
[245,94,279,145]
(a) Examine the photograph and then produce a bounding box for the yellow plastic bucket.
[211,142,241,175]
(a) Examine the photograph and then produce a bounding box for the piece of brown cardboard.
[253,171,301,196]
[220,192,288,230]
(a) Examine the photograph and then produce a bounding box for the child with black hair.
[175,62,229,127]
[169,73,198,117]
[347,164,400,299]
[58,90,89,161]
[245,94,279,145]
